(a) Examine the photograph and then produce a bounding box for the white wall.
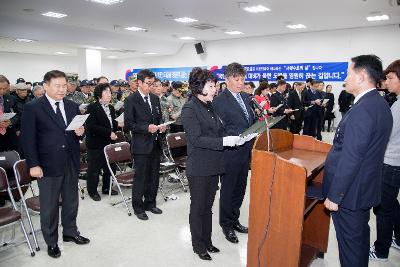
[0,52,119,83]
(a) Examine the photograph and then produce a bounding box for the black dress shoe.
[196,252,212,260]
[206,245,220,253]
[89,193,101,201]
[233,222,248,234]
[145,207,163,214]
[48,245,61,258]
[135,212,149,220]
[102,189,118,196]
[63,235,90,245]
[223,229,239,243]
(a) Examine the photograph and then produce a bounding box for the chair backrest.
[0,167,9,193]
[0,151,20,170]
[104,142,132,164]
[166,132,187,149]
[13,160,33,188]
[115,131,126,143]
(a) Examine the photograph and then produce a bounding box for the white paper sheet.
[157,120,175,128]
[322,98,330,105]
[115,113,124,123]
[114,101,124,111]
[66,114,90,131]
[0,113,16,121]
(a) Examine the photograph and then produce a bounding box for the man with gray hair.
[32,85,45,99]
[212,62,256,244]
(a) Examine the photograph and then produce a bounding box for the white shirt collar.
[354,88,376,104]
[138,88,149,99]
[45,93,63,106]
[227,88,240,97]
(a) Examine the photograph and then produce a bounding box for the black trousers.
[289,118,303,134]
[316,111,324,141]
[219,147,250,229]
[86,148,111,195]
[0,130,18,152]
[303,114,317,137]
[332,207,370,267]
[132,144,160,214]
[188,175,218,254]
[38,158,79,246]
[373,163,400,257]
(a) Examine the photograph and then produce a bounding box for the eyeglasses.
[144,81,155,87]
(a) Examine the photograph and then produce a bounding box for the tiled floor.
[1,132,399,267]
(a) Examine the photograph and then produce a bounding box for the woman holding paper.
[85,83,118,201]
[181,68,242,261]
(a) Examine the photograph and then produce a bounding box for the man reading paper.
[21,70,90,259]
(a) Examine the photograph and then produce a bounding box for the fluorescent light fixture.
[42,11,68,18]
[144,52,157,55]
[107,56,118,59]
[88,0,124,5]
[91,46,107,50]
[54,52,69,55]
[14,38,35,43]
[243,5,270,13]
[174,17,198,23]
[179,36,195,40]
[366,14,389,21]
[124,26,147,32]
[225,31,243,35]
[286,24,307,29]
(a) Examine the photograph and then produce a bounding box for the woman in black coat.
[85,83,118,201]
[324,84,336,132]
[181,68,241,261]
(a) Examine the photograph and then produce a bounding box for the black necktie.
[144,96,152,112]
[55,102,66,126]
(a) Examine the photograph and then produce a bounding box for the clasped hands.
[148,124,167,134]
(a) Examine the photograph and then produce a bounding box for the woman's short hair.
[254,82,269,96]
[188,67,217,96]
[94,83,111,100]
[384,59,400,79]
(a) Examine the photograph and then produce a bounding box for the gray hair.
[32,85,44,93]
[224,62,246,78]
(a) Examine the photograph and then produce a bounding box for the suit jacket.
[21,96,81,177]
[124,90,163,155]
[303,89,324,118]
[287,90,304,120]
[85,101,118,150]
[270,91,288,116]
[212,89,256,157]
[323,90,393,210]
[181,97,225,176]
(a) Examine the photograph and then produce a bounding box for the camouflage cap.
[67,75,79,84]
[128,74,137,82]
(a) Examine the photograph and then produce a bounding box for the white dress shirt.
[138,89,152,112]
[354,88,376,104]
[45,94,67,124]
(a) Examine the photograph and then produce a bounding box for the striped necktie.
[235,93,249,121]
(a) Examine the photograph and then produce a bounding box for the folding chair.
[0,167,35,256]
[165,132,188,187]
[104,142,134,216]
[13,160,41,252]
[0,151,23,197]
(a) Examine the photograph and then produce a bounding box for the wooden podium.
[247,129,332,267]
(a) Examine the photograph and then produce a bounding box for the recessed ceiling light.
[174,17,198,23]
[107,56,118,59]
[54,52,69,55]
[144,52,157,55]
[366,15,389,21]
[14,38,35,43]
[88,0,124,5]
[124,26,147,32]
[179,36,196,40]
[225,31,243,35]
[42,11,68,18]
[243,5,271,13]
[286,24,307,29]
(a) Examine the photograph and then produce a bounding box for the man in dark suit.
[21,70,90,259]
[212,62,256,244]
[303,80,324,139]
[270,80,293,130]
[323,55,393,267]
[287,82,305,134]
[124,69,166,221]
[0,75,18,152]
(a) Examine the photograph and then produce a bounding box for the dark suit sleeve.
[327,108,373,205]
[124,95,149,134]
[21,103,39,168]
[7,96,19,126]
[110,106,118,131]
[85,104,112,138]
[181,104,223,151]
[287,92,294,109]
